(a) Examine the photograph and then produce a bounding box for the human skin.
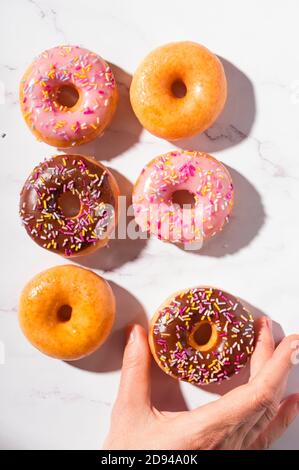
[103,318,299,450]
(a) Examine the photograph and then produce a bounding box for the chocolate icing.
[20,154,118,256]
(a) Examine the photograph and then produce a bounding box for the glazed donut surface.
[18,265,115,360]
[130,41,227,140]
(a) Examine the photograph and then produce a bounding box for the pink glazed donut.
[20,45,118,147]
[132,150,234,245]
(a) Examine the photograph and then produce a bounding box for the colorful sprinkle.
[133,151,234,245]
[19,154,116,257]
[20,46,117,147]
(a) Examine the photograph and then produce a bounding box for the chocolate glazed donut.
[19,154,119,257]
[149,286,255,385]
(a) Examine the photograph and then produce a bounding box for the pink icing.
[132,150,234,244]
[20,45,116,147]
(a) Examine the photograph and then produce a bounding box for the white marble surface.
[0,0,299,450]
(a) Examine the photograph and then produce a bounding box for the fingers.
[248,394,299,449]
[250,316,274,379]
[252,334,299,405]
[115,324,151,411]
[193,334,299,433]
[197,383,258,426]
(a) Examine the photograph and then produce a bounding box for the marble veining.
[28,0,68,42]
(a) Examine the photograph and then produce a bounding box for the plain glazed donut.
[149,287,255,385]
[132,150,233,245]
[130,41,227,140]
[18,265,116,360]
[19,154,119,257]
[20,45,118,147]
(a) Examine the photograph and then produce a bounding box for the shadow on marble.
[60,63,142,161]
[151,362,188,412]
[74,168,147,271]
[178,166,266,257]
[65,281,147,373]
[173,57,256,153]
[197,301,285,396]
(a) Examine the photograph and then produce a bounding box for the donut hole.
[189,321,218,352]
[57,304,72,322]
[172,190,196,208]
[58,191,81,218]
[193,322,212,346]
[56,84,79,108]
[171,79,187,98]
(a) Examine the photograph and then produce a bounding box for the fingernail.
[125,324,136,344]
[266,317,272,329]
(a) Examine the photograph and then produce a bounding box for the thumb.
[116,324,151,411]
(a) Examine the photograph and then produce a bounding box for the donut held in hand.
[19,265,115,360]
[149,286,255,385]
[130,41,227,140]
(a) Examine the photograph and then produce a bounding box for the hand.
[103,318,299,450]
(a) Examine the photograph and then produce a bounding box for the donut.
[130,41,227,140]
[19,265,115,360]
[19,154,119,257]
[132,150,233,245]
[20,45,118,147]
[149,287,255,385]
